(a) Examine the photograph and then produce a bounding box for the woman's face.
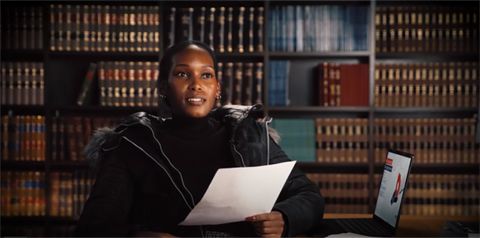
[167,45,219,118]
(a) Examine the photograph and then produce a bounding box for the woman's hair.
[158,40,218,86]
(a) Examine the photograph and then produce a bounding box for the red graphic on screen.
[390,173,401,205]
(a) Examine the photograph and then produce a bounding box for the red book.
[359,64,369,106]
[340,64,356,106]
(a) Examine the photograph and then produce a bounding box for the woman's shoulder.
[84,112,164,160]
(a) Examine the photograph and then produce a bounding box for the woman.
[76,41,324,237]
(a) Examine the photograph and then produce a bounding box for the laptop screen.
[374,151,413,228]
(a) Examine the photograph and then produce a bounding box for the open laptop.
[320,150,414,237]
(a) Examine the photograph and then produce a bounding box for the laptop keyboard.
[337,218,392,236]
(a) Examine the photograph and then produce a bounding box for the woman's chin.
[182,108,210,118]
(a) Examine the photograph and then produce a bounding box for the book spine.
[225,62,234,105]
[216,62,223,107]
[218,7,225,53]
[243,62,253,105]
[77,63,98,106]
[227,7,233,53]
[141,62,149,107]
[247,7,254,53]
[198,7,206,43]
[208,7,215,50]
[233,62,243,105]
[237,7,245,53]
[254,62,263,105]
[168,7,176,47]
[180,8,191,42]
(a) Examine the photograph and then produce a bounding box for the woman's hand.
[246,211,285,237]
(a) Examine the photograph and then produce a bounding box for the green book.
[270,119,315,162]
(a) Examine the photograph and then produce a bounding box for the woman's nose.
[188,75,203,91]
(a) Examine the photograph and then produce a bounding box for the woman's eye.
[201,73,213,79]
[175,72,189,78]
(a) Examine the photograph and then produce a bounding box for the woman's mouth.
[186,97,206,105]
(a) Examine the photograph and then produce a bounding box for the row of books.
[373,118,479,165]
[375,62,479,108]
[268,5,369,52]
[308,173,479,216]
[52,116,119,161]
[307,173,369,214]
[1,62,45,106]
[1,115,46,162]
[50,171,96,218]
[382,174,479,216]
[1,6,43,50]
[218,61,263,106]
[167,6,264,53]
[97,61,159,107]
[1,171,46,217]
[49,5,160,52]
[316,118,369,164]
[318,63,369,107]
[270,119,316,162]
[376,5,479,53]
[268,61,290,106]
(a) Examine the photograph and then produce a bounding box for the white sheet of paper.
[179,161,296,226]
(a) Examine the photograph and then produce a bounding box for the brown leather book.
[218,7,226,53]
[253,62,263,105]
[256,7,264,52]
[243,62,253,105]
[387,6,397,52]
[233,62,243,105]
[216,62,223,107]
[224,62,234,105]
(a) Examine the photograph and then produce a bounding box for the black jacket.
[76,105,324,237]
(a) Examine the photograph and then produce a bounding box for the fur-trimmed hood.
[83,104,280,166]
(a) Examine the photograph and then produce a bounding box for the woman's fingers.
[246,211,285,237]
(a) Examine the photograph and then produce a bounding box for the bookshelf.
[1,0,479,236]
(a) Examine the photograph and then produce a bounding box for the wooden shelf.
[1,161,46,171]
[47,51,160,61]
[373,108,478,118]
[1,216,49,224]
[269,51,370,59]
[298,162,369,173]
[1,50,44,61]
[1,216,77,225]
[375,52,479,61]
[268,106,370,118]
[49,161,91,170]
[216,52,264,58]
[52,106,159,115]
[1,105,47,115]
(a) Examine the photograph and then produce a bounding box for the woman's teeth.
[187,98,205,104]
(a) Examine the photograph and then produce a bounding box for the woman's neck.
[166,115,216,139]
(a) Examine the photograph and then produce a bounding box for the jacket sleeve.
[269,138,325,237]
[75,143,134,237]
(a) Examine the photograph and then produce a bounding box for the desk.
[318,213,479,237]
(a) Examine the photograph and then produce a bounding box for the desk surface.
[322,213,479,237]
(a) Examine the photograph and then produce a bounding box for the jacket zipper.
[232,143,246,167]
[265,117,273,165]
